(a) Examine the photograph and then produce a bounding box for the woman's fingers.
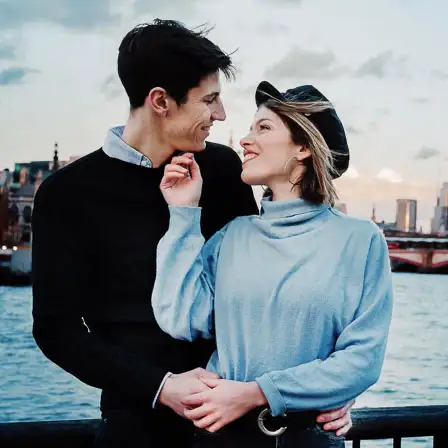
[193,412,219,429]
[171,155,194,166]
[160,172,187,189]
[184,405,210,420]
[205,420,224,433]
[165,164,189,175]
[188,156,200,181]
[162,172,186,181]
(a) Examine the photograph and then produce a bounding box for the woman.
[152,81,393,448]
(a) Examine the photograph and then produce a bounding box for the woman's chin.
[241,170,265,186]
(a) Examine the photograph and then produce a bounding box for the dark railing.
[0,406,447,447]
[348,406,448,447]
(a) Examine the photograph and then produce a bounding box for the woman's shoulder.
[328,208,383,238]
[222,214,259,235]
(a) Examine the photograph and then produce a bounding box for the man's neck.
[122,114,174,168]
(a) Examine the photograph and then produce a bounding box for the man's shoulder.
[204,141,234,152]
[35,149,104,201]
[197,141,242,176]
[202,141,241,163]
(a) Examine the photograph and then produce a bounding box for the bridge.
[384,234,448,273]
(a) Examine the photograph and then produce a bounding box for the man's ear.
[145,87,169,116]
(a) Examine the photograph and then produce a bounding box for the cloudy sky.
[1,0,447,229]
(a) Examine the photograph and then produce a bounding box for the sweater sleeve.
[256,229,393,416]
[32,181,167,405]
[152,206,226,342]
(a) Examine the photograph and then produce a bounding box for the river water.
[1,273,447,447]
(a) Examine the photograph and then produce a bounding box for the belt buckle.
[257,408,287,437]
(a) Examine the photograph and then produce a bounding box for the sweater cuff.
[256,374,287,417]
[168,205,202,224]
[152,371,173,409]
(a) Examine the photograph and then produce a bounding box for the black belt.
[222,407,319,437]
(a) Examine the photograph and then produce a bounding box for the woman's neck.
[269,181,301,202]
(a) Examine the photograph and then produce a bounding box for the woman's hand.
[160,153,203,207]
[181,378,267,433]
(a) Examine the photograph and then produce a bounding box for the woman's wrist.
[245,381,268,408]
[168,203,200,208]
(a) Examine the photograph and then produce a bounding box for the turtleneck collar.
[260,196,330,220]
[255,196,331,238]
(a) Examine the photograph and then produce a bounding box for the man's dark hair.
[117,19,235,109]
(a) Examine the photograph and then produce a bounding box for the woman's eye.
[260,124,270,131]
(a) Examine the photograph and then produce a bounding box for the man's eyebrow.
[203,91,220,100]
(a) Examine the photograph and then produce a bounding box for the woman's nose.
[240,133,253,149]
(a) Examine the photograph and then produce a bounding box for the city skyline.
[2,149,446,234]
[1,0,448,230]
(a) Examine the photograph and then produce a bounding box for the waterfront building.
[396,199,417,233]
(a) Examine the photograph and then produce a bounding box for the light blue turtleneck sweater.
[152,198,393,416]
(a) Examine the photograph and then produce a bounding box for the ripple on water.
[1,274,448,442]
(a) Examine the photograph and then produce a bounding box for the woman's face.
[240,106,304,187]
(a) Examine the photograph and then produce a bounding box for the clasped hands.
[158,368,354,435]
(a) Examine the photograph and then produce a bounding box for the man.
[32,19,353,447]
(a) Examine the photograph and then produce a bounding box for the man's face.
[163,72,226,152]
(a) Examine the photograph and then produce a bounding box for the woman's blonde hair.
[261,95,339,206]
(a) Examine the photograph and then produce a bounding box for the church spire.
[371,204,376,222]
[52,142,59,172]
[228,131,234,149]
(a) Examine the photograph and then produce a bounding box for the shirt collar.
[102,125,153,168]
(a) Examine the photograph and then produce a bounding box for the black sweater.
[31,143,258,412]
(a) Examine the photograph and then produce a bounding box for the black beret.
[255,81,349,179]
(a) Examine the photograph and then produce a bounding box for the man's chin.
[173,138,207,153]
[187,140,207,152]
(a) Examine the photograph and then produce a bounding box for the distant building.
[1,143,77,247]
[431,183,448,233]
[376,221,396,232]
[228,131,234,149]
[440,182,448,207]
[0,170,12,244]
[396,199,417,232]
[229,130,244,159]
[371,205,376,222]
[432,206,448,234]
[334,202,347,214]
[371,204,396,232]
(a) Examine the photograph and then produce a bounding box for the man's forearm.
[33,316,167,405]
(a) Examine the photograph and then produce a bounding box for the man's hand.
[182,378,267,433]
[158,368,219,417]
[181,376,355,436]
[316,399,355,436]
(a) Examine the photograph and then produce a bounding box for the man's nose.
[211,99,226,122]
